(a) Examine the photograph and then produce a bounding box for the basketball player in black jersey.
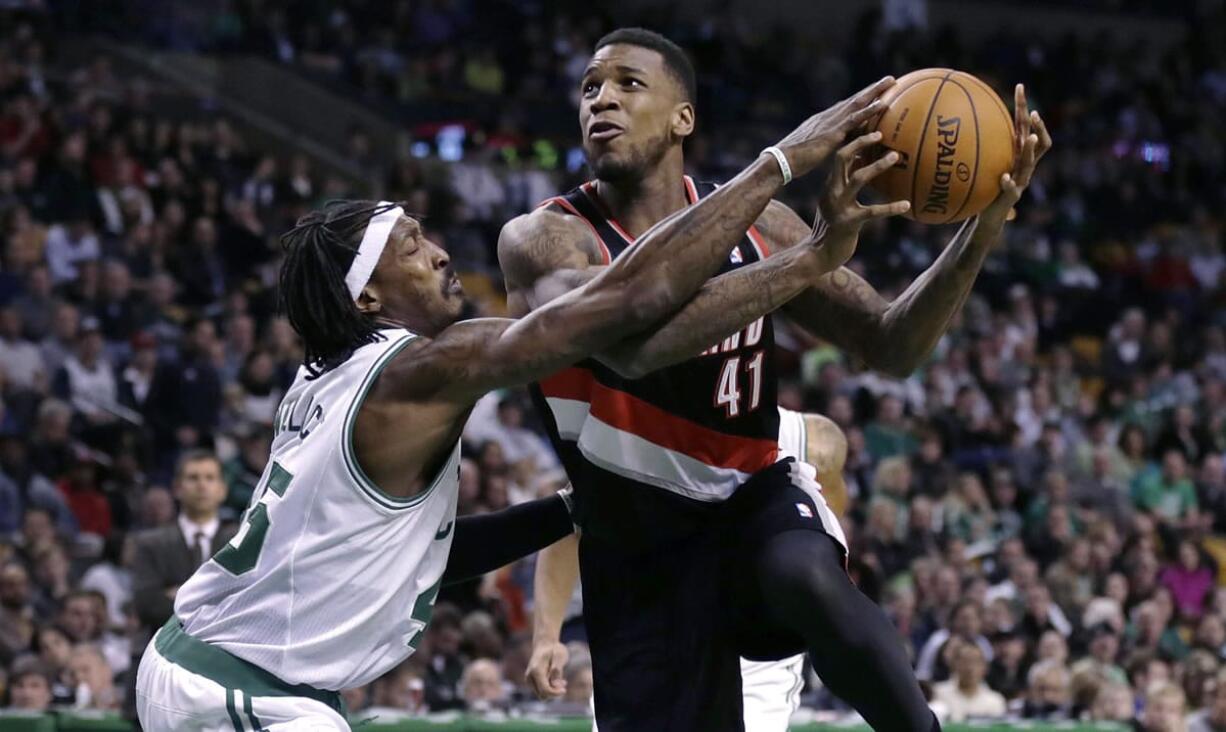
[501,28,1050,732]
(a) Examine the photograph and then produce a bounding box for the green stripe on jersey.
[154,618,343,715]
[341,334,443,510]
[341,334,459,511]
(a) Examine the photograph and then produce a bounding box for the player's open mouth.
[589,121,624,141]
[448,276,463,295]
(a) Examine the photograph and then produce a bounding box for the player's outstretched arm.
[768,84,1053,377]
[525,532,580,699]
[502,81,905,378]
[593,131,910,377]
[402,79,899,406]
[440,489,576,586]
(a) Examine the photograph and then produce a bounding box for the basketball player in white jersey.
[133,80,903,730]
[528,408,847,731]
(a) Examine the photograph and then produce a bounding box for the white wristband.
[762,146,792,185]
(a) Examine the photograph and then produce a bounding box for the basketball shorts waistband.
[155,617,344,716]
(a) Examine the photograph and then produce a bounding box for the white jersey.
[175,328,460,691]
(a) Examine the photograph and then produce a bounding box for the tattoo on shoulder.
[501,211,603,286]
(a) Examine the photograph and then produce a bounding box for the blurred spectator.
[1071,623,1128,687]
[916,599,993,682]
[52,317,118,428]
[1090,681,1135,723]
[129,450,233,702]
[44,215,99,286]
[1188,669,1226,732]
[79,533,132,628]
[0,563,34,665]
[932,640,1007,722]
[421,604,465,712]
[67,643,118,710]
[0,305,45,393]
[1135,450,1201,530]
[6,659,53,712]
[1136,681,1186,732]
[1021,660,1072,720]
[1161,540,1215,623]
[460,658,507,712]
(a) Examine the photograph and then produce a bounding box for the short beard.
[589,133,671,184]
[592,155,640,184]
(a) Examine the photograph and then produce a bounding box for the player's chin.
[591,154,636,183]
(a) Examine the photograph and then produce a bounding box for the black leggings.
[754,529,938,732]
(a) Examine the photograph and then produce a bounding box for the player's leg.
[137,641,351,731]
[246,694,351,731]
[136,640,247,731]
[728,461,936,732]
[739,655,805,732]
[755,529,937,731]
[580,534,744,732]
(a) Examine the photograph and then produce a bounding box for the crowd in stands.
[1,0,1225,728]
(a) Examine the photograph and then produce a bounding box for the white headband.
[345,202,404,301]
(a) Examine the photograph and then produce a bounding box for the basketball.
[870,68,1016,224]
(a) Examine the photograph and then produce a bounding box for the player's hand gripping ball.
[870,68,1016,224]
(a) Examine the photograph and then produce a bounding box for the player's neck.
[373,313,441,339]
[593,154,688,238]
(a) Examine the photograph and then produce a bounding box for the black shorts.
[578,459,845,732]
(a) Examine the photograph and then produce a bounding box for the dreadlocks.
[278,200,400,377]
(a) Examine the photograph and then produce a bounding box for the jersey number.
[715,350,764,418]
[214,462,293,575]
[406,579,441,650]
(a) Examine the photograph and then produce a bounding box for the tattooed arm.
[756,201,981,378]
[350,83,907,499]
[761,84,1053,377]
[352,153,795,500]
[403,153,788,405]
[501,132,910,378]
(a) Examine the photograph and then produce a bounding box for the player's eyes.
[582,81,598,96]
[625,78,644,88]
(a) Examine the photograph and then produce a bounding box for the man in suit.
[127,450,236,722]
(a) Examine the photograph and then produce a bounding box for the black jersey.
[528,177,784,547]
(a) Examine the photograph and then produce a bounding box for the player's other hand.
[808,131,911,273]
[773,76,896,180]
[526,640,569,699]
[979,83,1053,229]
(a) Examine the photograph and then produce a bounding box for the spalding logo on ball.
[870,68,1016,225]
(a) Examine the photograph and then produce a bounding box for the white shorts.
[591,654,804,732]
[136,621,349,731]
[740,654,805,732]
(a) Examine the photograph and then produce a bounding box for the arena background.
[0,0,1223,729]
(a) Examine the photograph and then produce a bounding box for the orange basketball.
[870,68,1016,224]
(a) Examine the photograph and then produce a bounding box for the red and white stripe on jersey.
[540,367,780,501]
[569,177,771,260]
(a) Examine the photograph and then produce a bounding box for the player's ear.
[671,101,695,139]
[355,286,382,315]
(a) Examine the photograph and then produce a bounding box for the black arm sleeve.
[441,494,574,586]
